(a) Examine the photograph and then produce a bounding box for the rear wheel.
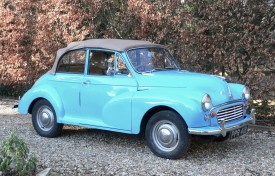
[145,110,190,159]
[32,99,63,138]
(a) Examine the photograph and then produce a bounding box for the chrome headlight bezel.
[242,86,251,100]
[202,94,212,111]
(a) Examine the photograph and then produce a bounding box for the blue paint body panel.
[18,46,252,136]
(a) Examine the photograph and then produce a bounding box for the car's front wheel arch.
[140,106,178,135]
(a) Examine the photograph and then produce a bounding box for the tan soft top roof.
[49,39,162,74]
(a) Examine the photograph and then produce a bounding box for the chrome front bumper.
[188,108,256,137]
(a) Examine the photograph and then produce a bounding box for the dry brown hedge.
[0,0,274,102]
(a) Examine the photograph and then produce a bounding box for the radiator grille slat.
[217,105,244,123]
[217,111,243,119]
[218,108,243,116]
[218,105,243,113]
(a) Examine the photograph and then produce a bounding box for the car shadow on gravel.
[61,126,146,147]
[59,125,252,160]
[186,130,272,160]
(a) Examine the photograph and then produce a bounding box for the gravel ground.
[0,99,275,176]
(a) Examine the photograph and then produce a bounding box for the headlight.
[202,94,212,111]
[242,86,251,100]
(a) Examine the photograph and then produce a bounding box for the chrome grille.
[217,104,244,123]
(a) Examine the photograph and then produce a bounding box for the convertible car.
[18,39,255,159]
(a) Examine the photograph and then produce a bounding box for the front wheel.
[145,110,190,159]
[32,99,63,138]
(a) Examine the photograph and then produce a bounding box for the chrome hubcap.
[37,106,54,132]
[152,120,179,152]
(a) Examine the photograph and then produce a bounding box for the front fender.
[131,87,208,134]
[228,83,245,100]
[18,84,65,121]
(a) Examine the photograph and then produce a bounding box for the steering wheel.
[135,65,145,72]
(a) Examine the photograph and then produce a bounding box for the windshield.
[127,47,179,73]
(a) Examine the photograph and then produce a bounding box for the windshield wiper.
[142,68,178,73]
[164,67,180,70]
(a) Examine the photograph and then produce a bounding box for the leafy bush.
[0,130,37,176]
[0,0,273,99]
[0,83,31,98]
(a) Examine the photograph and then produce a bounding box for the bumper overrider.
[188,108,256,137]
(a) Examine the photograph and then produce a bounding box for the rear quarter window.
[56,50,86,74]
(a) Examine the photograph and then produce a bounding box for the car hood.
[136,70,236,105]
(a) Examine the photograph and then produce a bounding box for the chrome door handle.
[83,81,91,85]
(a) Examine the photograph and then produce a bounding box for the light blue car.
[18,39,255,159]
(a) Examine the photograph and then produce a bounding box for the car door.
[53,49,86,119]
[80,49,137,132]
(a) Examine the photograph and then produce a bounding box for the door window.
[88,50,129,76]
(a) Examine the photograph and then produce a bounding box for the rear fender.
[18,85,65,122]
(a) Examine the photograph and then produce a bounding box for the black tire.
[32,99,63,138]
[145,110,190,159]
